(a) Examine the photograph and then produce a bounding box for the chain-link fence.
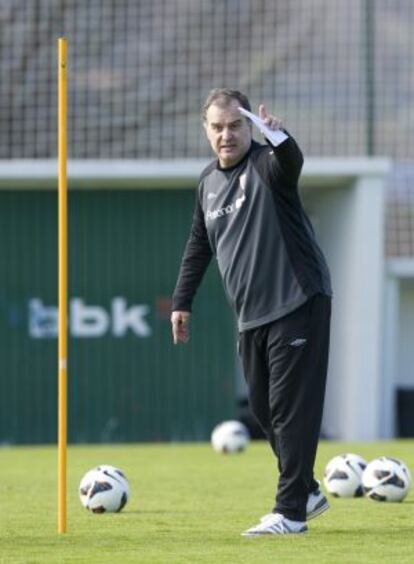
[1,0,414,254]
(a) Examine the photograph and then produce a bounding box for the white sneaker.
[259,487,329,525]
[306,487,329,520]
[241,513,307,536]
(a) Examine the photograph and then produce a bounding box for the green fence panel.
[0,188,236,444]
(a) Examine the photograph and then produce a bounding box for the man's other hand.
[171,311,191,344]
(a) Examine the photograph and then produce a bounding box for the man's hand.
[171,311,191,344]
[259,104,283,131]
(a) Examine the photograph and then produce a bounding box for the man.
[171,88,332,536]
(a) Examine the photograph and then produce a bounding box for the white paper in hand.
[238,107,288,147]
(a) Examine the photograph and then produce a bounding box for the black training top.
[172,136,332,331]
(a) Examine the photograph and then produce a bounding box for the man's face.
[204,99,252,168]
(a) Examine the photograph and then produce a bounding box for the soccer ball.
[79,465,129,513]
[362,457,411,502]
[323,453,367,497]
[211,420,250,453]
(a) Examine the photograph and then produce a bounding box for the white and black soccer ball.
[362,457,411,502]
[79,465,129,513]
[323,453,367,498]
[211,420,250,453]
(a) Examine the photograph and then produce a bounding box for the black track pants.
[239,294,331,522]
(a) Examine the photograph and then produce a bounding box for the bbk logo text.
[29,297,151,339]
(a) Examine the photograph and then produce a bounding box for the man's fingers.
[259,104,267,121]
[259,104,283,130]
[172,327,183,344]
[173,330,189,344]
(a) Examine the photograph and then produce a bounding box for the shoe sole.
[241,529,308,537]
[306,499,330,521]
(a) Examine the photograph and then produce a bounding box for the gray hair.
[202,88,251,121]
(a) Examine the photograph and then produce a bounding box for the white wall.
[302,160,390,440]
[398,280,414,388]
[303,185,351,438]
[383,260,414,437]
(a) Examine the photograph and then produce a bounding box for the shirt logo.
[239,173,247,191]
[235,194,246,209]
[206,173,247,221]
[206,204,235,220]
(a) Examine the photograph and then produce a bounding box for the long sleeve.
[171,191,213,312]
[267,132,304,187]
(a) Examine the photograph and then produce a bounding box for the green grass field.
[0,440,413,563]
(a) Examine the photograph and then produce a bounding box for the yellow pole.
[58,37,68,534]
